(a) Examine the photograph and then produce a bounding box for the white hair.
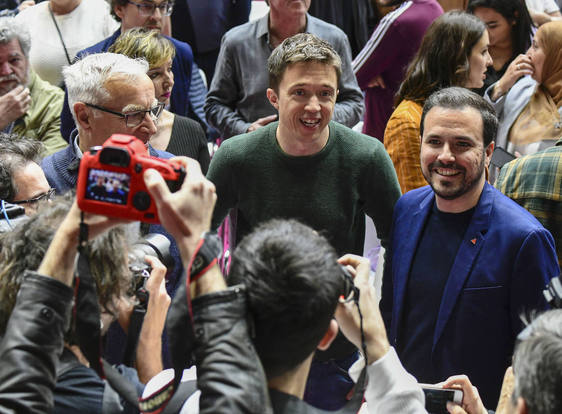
[63,53,149,121]
[0,17,31,58]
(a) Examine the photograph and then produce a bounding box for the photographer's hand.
[144,157,217,266]
[136,255,170,384]
[442,375,487,414]
[38,200,126,286]
[335,254,389,364]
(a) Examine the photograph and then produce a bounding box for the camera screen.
[85,169,130,205]
[423,388,456,414]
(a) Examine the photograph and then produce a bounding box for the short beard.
[423,154,486,201]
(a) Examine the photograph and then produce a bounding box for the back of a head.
[512,310,562,414]
[420,86,498,147]
[63,52,149,122]
[397,11,485,104]
[109,28,176,69]
[467,0,533,57]
[0,134,44,203]
[228,219,342,379]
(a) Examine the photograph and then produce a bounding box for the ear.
[317,319,338,351]
[515,396,528,414]
[267,88,279,110]
[114,3,126,20]
[485,140,495,166]
[74,102,93,131]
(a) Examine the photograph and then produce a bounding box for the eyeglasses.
[126,0,173,16]
[85,102,165,128]
[12,188,56,205]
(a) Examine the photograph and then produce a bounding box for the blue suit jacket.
[59,29,194,141]
[380,183,559,407]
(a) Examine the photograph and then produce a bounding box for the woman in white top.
[15,0,118,86]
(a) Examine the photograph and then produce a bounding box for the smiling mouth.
[434,167,461,177]
[301,119,321,128]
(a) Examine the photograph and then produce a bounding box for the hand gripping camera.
[76,134,185,223]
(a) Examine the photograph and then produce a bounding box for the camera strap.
[122,304,146,367]
[75,215,105,378]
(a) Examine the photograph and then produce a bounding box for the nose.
[437,142,455,164]
[486,51,493,67]
[140,111,158,138]
[151,4,162,18]
[304,95,321,112]
[0,62,12,76]
[164,70,174,88]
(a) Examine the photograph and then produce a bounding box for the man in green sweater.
[206,33,401,411]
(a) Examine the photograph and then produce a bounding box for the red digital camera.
[76,134,185,223]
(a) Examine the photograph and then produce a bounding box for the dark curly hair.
[0,193,130,336]
[396,11,486,105]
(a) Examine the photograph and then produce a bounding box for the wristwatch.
[190,231,222,278]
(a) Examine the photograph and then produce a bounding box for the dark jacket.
[0,272,74,414]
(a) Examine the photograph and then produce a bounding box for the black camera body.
[128,233,173,307]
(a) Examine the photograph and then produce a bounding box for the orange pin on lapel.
[470,238,477,245]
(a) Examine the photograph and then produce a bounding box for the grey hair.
[512,310,562,414]
[0,17,31,58]
[63,53,149,122]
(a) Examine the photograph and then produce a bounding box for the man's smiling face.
[420,105,493,207]
[266,61,338,152]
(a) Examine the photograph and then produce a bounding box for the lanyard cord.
[48,3,72,65]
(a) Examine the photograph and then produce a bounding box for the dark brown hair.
[396,11,486,105]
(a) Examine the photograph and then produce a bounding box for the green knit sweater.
[208,121,401,257]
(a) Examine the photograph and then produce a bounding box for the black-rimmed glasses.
[85,102,164,128]
[126,0,173,16]
[12,188,56,205]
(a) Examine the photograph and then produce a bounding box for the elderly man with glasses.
[41,52,171,194]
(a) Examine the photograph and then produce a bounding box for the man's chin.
[0,81,19,95]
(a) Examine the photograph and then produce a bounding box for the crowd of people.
[0,0,561,413]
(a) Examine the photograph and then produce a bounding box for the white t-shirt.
[525,0,561,14]
[16,0,119,86]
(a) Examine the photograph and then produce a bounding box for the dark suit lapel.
[432,184,495,350]
[391,190,434,341]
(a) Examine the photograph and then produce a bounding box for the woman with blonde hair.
[109,28,210,172]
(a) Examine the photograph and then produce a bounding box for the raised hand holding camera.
[143,155,217,266]
[335,254,389,364]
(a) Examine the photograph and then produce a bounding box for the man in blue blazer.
[380,87,560,408]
